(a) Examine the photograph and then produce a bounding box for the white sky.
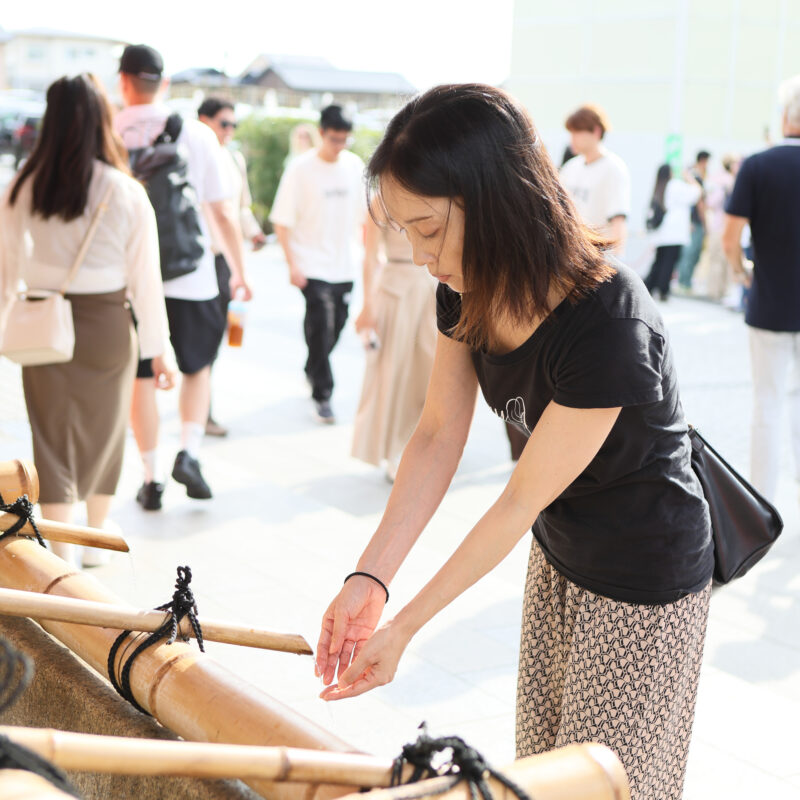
[2,0,515,90]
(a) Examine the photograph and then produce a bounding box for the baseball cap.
[119,44,164,81]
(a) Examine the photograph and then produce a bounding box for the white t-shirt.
[270,149,367,283]
[650,179,702,248]
[560,146,631,231]
[114,104,230,301]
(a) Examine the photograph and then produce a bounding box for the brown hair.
[9,73,129,221]
[367,84,614,350]
[564,104,610,138]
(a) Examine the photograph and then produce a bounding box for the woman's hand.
[316,576,387,686]
[354,304,377,335]
[151,355,175,390]
[319,619,412,701]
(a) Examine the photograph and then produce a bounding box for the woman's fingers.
[315,618,333,678]
[319,674,376,701]
[336,639,356,680]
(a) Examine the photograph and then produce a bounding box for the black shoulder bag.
[688,426,783,585]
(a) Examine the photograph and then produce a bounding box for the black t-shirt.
[726,140,800,332]
[437,263,713,604]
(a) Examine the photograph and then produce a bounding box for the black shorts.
[164,295,226,375]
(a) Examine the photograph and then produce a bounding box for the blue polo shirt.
[726,138,800,331]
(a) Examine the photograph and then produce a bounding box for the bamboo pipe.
[0,459,128,552]
[0,459,39,502]
[0,587,312,655]
[0,514,129,553]
[0,536,357,800]
[337,744,630,800]
[0,727,396,785]
[0,770,76,799]
[0,727,629,800]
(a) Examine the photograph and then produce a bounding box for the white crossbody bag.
[0,183,114,367]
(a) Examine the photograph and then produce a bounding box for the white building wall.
[507,0,800,269]
[2,34,124,95]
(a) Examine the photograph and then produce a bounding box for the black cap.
[119,44,164,82]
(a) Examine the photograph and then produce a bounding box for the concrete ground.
[1,237,799,799]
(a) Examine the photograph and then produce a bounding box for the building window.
[27,46,46,60]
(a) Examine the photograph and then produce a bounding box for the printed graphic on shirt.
[493,396,531,435]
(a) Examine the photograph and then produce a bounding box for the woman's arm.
[354,213,381,334]
[322,399,621,700]
[316,331,479,683]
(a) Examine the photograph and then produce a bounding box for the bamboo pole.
[0,727,396,785]
[0,770,76,800]
[0,459,39,502]
[0,536,356,800]
[0,727,629,800]
[0,514,129,553]
[0,587,312,655]
[337,744,630,800]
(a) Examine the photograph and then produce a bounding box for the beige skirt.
[352,263,437,467]
[22,289,137,503]
[516,541,711,800]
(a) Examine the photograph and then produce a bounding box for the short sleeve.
[436,283,461,336]
[553,318,665,408]
[201,137,231,205]
[725,155,754,219]
[269,162,299,228]
[603,160,631,221]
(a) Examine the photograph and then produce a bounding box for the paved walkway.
[1,243,798,799]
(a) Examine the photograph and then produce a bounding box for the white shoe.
[81,520,120,568]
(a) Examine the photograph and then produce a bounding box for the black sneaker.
[171,450,212,499]
[314,399,335,425]
[136,481,164,511]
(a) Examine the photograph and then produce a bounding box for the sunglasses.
[220,121,238,130]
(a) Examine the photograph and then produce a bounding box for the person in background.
[675,150,710,293]
[271,105,367,424]
[644,164,702,301]
[352,202,437,481]
[198,96,266,437]
[115,44,251,509]
[286,122,320,166]
[723,75,800,502]
[700,154,740,301]
[0,74,168,566]
[560,104,631,254]
[316,84,712,800]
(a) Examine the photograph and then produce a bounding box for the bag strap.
[59,181,114,296]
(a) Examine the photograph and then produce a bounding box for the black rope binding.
[0,637,82,798]
[107,565,205,714]
[390,724,534,800]
[0,493,46,548]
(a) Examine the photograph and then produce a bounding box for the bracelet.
[344,571,389,603]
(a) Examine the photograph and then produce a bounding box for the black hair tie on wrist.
[344,571,389,603]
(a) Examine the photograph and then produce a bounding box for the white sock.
[181,422,205,458]
[141,449,160,484]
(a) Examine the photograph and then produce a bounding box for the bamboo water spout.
[0,460,128,553]
[0,726,630,800]
[0,587,311,654]
[0,536,356,800]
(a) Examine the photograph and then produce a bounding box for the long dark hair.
[652,164,671,210]
[367,84,614,349]
[9,73,129,221]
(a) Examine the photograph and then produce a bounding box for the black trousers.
[644,245,682,298]
[302,279,353,401]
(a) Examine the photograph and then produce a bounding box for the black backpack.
[645,198,666,231]
[128,114,204,282]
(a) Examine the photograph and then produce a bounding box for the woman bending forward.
[316,85,713,800]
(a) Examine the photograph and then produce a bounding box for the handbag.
[0,184,113,366]
[688,426,783,585]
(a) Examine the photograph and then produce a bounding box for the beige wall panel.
[685,21,733,82]
[586,20,674,80]
[731,86,775,140]
[683,85,728,138]
[735,25,781,83]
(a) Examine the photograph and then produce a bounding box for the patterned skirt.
[516,541,711,800]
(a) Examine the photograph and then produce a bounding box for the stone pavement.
[0,242,798,799]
